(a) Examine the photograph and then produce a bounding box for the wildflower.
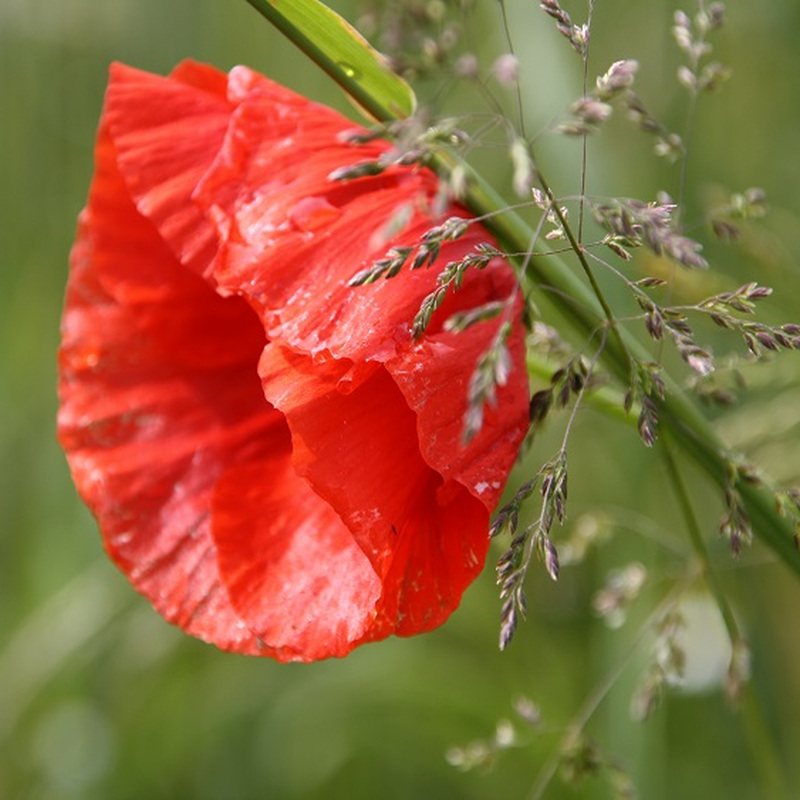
[57,62,529,661]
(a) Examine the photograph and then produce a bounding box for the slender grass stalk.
[526,353,629,424]
[533,166,632,368]
[528,579,689,800]
[497,0,526,138]
[577,0,596,242]
[662,440,789,800]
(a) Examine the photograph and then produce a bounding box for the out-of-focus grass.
[1,1,799,798]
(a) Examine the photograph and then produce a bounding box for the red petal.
[258,344,490,636]
[194,67,529,508]
[103,61,231,278]
[211,456,381,661]
[58,115,287,655]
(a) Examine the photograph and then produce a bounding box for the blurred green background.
[2,1,799,798]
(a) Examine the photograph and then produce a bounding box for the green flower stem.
[244,0,412,122]
[249,0,800,579]
[740,690,790,800]
[661,439,789,800]
[661,439,738,636]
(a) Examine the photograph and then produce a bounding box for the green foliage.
[3,1,800,799]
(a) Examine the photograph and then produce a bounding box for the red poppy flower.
[57,61,529,661]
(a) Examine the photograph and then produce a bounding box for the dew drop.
[66,344,101,370]
[288,196,340,232]
[337,61,361,79]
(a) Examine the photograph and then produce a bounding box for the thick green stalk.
[246,0,800,579]
[244,0,410,122]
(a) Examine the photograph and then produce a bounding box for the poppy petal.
[211,456,381,661]
[59,62,531,660]
[58,117,287,655]
[103,61,231,278]
[191,67,529,503]
[257,343,490,635]
[385,314,529,512]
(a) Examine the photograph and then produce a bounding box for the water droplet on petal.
[66,344,101,370]
[288,196,341,232]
